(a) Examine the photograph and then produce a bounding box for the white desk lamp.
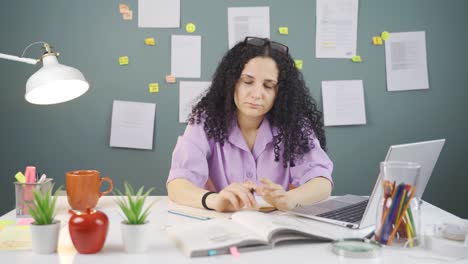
[0,42,89,105]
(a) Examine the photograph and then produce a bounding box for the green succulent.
[28,184,61,225]
[114,182,155,225]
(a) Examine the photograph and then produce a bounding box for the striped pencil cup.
[374,161,422,248]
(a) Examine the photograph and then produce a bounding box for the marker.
[167,210,211,221]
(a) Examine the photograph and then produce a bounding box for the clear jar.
[374,161,422,248]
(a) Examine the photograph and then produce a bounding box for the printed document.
[322,80,366,126]
[138,0,180,28]
[110,100,156,150]
[179,81,211,123]
[316,0,359,58]
[171,35,202,78]
[385,31,429,91]
[228,7,270,48]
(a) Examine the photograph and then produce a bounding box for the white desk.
[1,196,466,264]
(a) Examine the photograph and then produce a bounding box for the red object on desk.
[69,208,109,254]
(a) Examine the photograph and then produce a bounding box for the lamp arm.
[0,53,38,64]
[0,41,50,65]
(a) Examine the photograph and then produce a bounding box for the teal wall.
[1,0,467,218]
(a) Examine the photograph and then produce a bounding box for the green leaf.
[114,182,155,225]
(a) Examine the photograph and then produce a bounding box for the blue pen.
[167,210,211,221]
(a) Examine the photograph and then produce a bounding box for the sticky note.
[0,220,16,226]
[122,10,133,20]
[294,60,303,70]
[351,55,362,62]
[149,83,159,93]
[165,75,176,83]
[278,27,289,35]
[185,23,196,33]
[15,171,26,183]
[229,246,240,256]
[144,38,155,46]
[372,36,383,45]
[119,56,129,65]
[119,4,129,13]
[381,31,390,41]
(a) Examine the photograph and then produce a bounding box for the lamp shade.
[25,55,89,105]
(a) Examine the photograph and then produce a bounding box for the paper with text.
[228,7,270,48]
[110,100,156,150]
[385,31,429,91]
[138,0,180,28]
[322,80,366,126]
[179,81,211,123]
[316,0,359,58]
[171,35,201,78]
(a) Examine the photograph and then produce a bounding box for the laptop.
[289,139,445,229]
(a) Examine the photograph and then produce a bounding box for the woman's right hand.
[208,182,257,212]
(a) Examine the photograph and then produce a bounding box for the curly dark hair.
[189,40,326,167]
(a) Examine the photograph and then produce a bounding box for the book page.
[232,211,323,242]
[167,218,267,257]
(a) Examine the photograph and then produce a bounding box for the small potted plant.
[28,184,61,254]
[114,182,154,253]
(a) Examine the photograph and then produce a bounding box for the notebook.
[289,139,445,229]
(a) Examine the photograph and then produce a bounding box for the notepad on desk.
[167,196,276,221]
[0,225,31,251]
[167,210,334,257]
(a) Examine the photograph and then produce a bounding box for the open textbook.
[167,210,373,257]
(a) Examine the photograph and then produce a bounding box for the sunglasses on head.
[244,36,289,54]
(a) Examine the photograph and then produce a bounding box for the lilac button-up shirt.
[167,118,333,192]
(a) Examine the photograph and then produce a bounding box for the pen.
[167,210,211,221]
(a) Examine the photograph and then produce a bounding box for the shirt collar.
[228,117,274,155]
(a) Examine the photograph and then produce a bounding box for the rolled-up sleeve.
[289,136,334,187]
[166,123,212,188]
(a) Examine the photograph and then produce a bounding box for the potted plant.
[28,184,61,254]
[114,182,154,253]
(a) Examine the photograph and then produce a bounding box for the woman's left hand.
[257,178,293,211]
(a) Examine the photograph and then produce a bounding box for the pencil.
[387,187,417,245]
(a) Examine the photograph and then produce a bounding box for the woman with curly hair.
[167,37,333,212]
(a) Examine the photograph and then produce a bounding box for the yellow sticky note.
[119,4,129,14]
[185,23,196,33]
[0,220,16,226]
[165,75,176,83]
[372,36,383,45]
[119,56,129,65]
[122,10,133,20]
[149,83,159,93]
[381,31,390,41]
[144,38,155,46]
[15,171,26,183]
[351,55,362,62]
[278,27,289,35]
[294,60,303,70]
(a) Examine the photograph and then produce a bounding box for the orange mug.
[66,170,113,211]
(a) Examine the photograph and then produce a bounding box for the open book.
[167,210,371,257]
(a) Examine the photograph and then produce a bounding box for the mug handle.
[99,177,114,196]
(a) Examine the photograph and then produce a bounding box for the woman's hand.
[257,178,293,211]
[208,182,257,212]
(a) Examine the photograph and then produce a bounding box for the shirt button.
[247,172,253,178]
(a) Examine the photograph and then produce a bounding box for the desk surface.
[0,196,465,264]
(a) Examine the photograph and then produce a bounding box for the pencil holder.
[14,179,53,218]
[374,161,422,248]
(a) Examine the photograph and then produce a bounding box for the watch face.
[332,238,382,258]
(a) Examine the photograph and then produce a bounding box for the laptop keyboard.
[317,199,369,223]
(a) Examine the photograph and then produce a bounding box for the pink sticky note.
[229,246,240,256]
[17,218,34,225]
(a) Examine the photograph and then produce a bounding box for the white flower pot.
[30,220,61,254]
[121,221,151,253]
